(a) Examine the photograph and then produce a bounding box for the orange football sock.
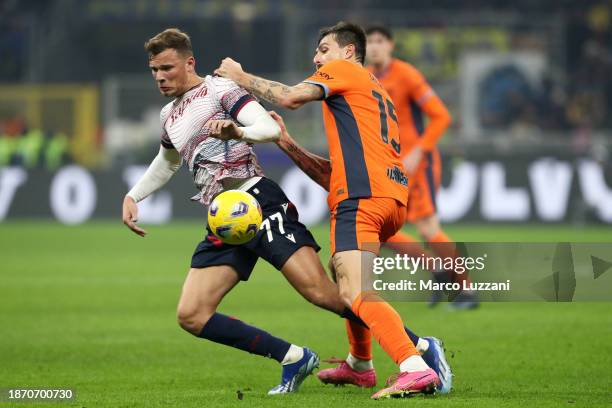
[428,231,471,286]
[428,231,451,244]
[345,319,372,361]
[351,292,418,365]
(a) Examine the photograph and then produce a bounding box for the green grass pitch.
[1,222,611,407]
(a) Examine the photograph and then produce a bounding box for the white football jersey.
[159,76,263,205]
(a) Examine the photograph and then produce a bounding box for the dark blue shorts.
[191,177,320,280]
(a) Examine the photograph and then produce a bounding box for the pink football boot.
[370,368,439,399]
[317,358,376,388]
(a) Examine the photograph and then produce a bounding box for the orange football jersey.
[304,59,409,209]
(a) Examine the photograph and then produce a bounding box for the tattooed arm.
[215,57,323,109]
[243,77,322,110]
[269,111,331,191]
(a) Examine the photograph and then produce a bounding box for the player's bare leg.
[177,266,239,333]
[281,246,424,343]
[331,250,439,398]
[313,258,376,387]
[332,250,366,306]
[176,265,319,394]
[280,246,361,319]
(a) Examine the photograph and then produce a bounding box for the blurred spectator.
[0,115,71,169]
[565,2,612,130]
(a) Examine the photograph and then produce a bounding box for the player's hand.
[214,57,244,81]
[268,111,290,145]
[402,145,423,175]
[206,120,244,141]
[122,195,147,237]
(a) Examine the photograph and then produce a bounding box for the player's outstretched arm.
[207,101,281,143]
[269,111,331,191]
[122,145,181,236]
[215,58,323,109]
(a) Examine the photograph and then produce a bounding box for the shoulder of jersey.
[393,59,424,78]
[207,75,239,92]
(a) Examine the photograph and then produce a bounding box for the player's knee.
[176,307,199,334]
[176,304,214,335]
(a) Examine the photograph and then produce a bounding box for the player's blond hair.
[144,28,193,57]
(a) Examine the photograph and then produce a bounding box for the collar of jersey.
[175,80,206,103]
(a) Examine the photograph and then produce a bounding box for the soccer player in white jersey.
[120,28,393,395]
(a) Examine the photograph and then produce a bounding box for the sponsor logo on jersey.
[387,166,408,186]
[314,70,333,80]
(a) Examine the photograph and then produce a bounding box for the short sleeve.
[303,59,351,99]
[213,77,256,120]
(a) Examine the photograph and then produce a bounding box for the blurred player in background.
[215,21,451,399]
[366,25,478,309]
[121,28,401,395]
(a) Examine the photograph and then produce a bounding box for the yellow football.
[207,190,263,245]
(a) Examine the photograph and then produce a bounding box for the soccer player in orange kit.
[214,21,451,399]
[366,25,478,309]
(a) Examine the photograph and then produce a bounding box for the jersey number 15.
[372,90,401,155]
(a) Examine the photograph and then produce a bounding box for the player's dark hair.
[366,25,393,40]
[318,21,366,64]
[145,28,193,58]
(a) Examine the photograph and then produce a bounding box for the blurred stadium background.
[1,1,611,407]
[2,0,612,225]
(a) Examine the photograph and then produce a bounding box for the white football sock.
[346,353,374,371]
[399,355,429,373]
[281,344,304,365]
[416,338,430,353]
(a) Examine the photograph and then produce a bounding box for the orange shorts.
[330,197,407,255]
[406,149,441,222]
